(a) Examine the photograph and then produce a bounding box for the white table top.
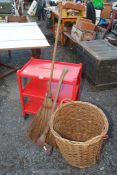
[0,22,50,50]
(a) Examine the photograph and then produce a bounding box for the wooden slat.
[0,39,49,50]
[0,22,50,50]
[78,40,117,61]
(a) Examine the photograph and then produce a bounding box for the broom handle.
[47,2,62,96]
[51,67,68,113]
[42,67,68,136]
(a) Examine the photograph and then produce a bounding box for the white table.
[0,22,49,50]
[0,22,50,79]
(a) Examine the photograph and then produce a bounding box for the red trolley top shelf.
[19,58,82,83]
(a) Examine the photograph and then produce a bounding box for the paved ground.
[0,8,117,175]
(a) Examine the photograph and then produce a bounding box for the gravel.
[0,17,117,175]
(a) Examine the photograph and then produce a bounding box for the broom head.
[27,93,53,143]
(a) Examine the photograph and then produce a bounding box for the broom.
[37,67,68,154]
[27,1,63,143]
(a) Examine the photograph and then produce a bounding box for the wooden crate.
[71,25,96,42]
[76,17,92,26]
[6,16,29,23]
[76,21,96,31]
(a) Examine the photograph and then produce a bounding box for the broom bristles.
[27,98,57,148]
[27,95,53,143]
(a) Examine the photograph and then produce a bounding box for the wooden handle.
[47,3,62,95]
[41,67,69,138]
[51,67,68,113]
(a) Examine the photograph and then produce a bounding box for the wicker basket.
[50,100,109,168]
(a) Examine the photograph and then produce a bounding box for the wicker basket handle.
[60,98,76,106]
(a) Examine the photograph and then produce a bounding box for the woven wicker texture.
[50,101,109,168]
